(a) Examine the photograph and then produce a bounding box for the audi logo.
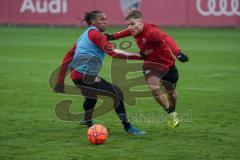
[196,0,240,16]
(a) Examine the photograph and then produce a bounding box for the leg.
[73,78,97,127]
[74,77,127,125]
[168,89,177,109]
[162,80,177,111]
[144,66,180,128]
[145,75,170,111]
[73,76,145,134]
[106,83,145,134]
[93,78,131,129]
[161,66,179,112]
[82,97,97,126]
[161,66,180,127]
[168,90,177,108]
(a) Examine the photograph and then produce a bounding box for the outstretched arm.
[108,49,141,60]
[89,30,141,60]
[105,28,132,40]
[54,44,76,93]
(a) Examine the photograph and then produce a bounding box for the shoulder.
[88,29,101,37]
[144,23,158,33]
[88,29,107,41]
[144,23,165,40]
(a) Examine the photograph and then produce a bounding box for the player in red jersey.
[106,10,189,127]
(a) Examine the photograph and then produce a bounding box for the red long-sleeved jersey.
[57,29,140,84]
[113,23,181,72]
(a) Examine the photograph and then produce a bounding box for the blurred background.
[1,0,239,27]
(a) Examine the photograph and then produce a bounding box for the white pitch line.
[203,74,223,78]
[181,87,222,92]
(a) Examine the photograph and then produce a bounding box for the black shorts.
[142,66,179,87]
[72,75,123,99]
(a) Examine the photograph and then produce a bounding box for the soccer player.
[53,10,146,135]
[106,10,189,128]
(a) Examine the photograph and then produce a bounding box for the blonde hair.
[125,10,142,20]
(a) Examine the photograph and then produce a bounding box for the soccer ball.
[87,124,108,145]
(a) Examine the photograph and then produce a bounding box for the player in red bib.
[106,10,189,127]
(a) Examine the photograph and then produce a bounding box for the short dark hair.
[125,10,142,20]
[84,10,103,25]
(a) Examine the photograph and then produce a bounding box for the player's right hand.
[54,83,65,93]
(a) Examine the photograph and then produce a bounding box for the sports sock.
[165,106,175,114]
[83,97,97,122]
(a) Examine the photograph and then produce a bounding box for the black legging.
[73,75,130,129]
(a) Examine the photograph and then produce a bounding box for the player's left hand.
[177,52,189,63]
[139,52,145,59]
[54,83,65,93]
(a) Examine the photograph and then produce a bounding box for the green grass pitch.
[0,26,240,160]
